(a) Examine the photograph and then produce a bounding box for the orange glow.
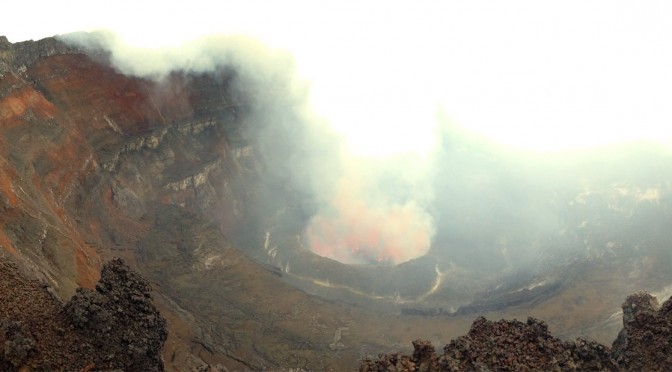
[307,177,433,265]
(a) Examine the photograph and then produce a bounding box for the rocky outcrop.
[63,258,168,371]
[0,257,167,371]
[361,291,672,371]
[360,319,613,371]
[611,291,672,369]
[0,320,36,370]
[0,35,85,74]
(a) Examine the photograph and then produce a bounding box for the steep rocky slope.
[0,35,277,369]
[1,34,268,290]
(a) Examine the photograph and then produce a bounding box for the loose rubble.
[361,291,672,371]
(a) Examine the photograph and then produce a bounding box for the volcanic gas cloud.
[307,174,434,265]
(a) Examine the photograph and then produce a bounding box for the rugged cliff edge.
[0,35,87,74]
[0,257,167,371]
[361,291,672,371]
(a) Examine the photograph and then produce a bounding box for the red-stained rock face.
[0,36,316,371]
[0,40,245,296]
[1,54,103,291]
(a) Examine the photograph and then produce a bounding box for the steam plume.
[307,156,436,265]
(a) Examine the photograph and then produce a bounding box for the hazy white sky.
[5,1,672,154]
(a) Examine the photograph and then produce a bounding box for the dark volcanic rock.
[611,291,672,369]
[361,293,672,371]
[360,316,612,371]
[0,320,36,369]
[0,257,167,371]
[0,35,85,73]
[359,339,439,372]
[438,316,614,371]
[63,258,168,371]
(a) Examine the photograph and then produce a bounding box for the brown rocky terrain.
[1,34,672,371]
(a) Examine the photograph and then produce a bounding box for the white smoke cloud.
[307,158,436,265]
[9,2,672,153]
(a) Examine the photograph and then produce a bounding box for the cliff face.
[0,36,253,297]
[0,35,84,73]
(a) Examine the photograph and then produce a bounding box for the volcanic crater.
[2,35,672,370]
